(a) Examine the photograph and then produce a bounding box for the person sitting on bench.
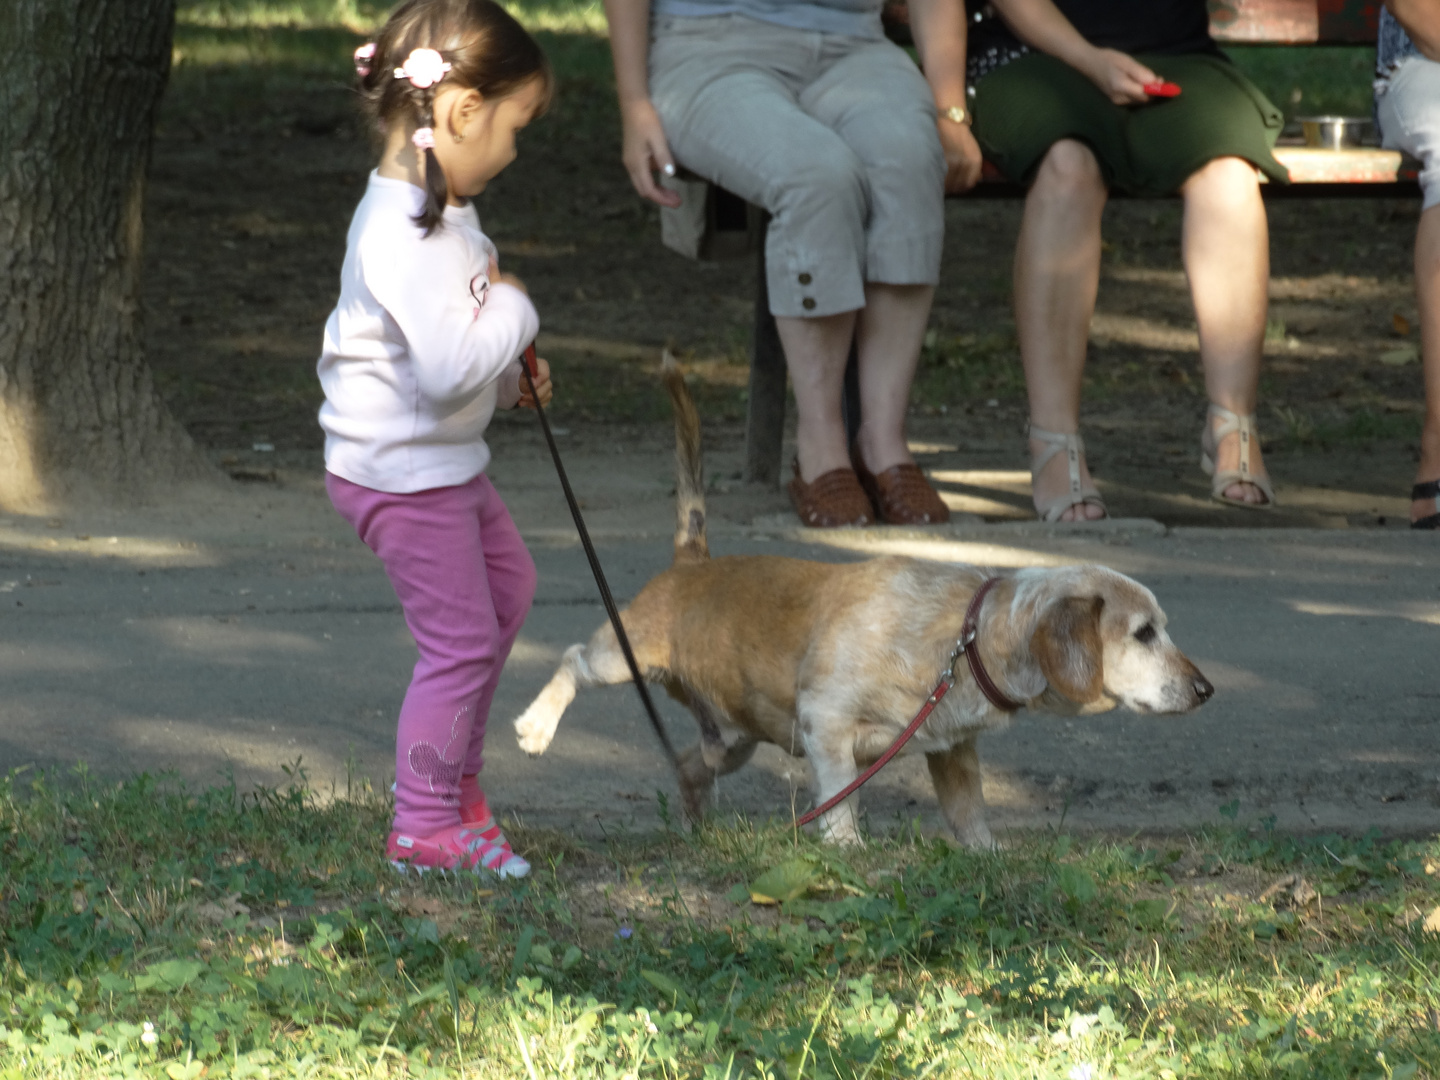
[603,0,982,526]
[972,0,1288,520]
[1375,0,1440,528]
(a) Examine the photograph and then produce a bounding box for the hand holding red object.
[1143,81,1182,98]
[518,346,552,410]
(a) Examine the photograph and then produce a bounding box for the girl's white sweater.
[318,172,539,494]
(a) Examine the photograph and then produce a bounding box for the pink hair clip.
[353,42,376,78]
[394,48,451,90]
[412,127,436,152]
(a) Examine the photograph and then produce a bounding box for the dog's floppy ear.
[1030,595,1105,705]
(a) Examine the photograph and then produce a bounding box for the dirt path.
[3,441,1438,841]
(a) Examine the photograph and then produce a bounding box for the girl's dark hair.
[359,0,552,234]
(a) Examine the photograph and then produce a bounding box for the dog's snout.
[1192,671,1214,703]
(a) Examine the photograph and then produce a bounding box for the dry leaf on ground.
[1259,874,1318,909]
[194,893,250,924]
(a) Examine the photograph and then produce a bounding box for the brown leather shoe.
[852,451,950,525]
[787,460,873,528]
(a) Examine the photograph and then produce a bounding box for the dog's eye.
[1134,623,1157,645]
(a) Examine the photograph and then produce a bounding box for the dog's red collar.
[954,577,1024,713]
[792,577,1021,829]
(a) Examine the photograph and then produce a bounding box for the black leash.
[518,345,682,769]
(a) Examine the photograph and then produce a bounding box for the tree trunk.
[0,0,208,511]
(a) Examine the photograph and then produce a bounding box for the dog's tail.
[662,351,709,563]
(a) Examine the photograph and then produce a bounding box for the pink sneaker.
[386,824,530,879]
[458,779,520,861]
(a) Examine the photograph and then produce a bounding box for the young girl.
[318,0,554,876]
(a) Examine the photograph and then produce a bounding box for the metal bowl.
[1296,115,1373,150]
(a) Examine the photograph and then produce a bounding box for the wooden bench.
[679,0,1422,486]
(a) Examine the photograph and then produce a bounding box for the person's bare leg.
[852,282,933,473]
[1180,156,1271,504]
[1015,140,1108,520]
[1413,204,1440,523]
[775,310,858,482]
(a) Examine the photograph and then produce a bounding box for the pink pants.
[327,471,536,836]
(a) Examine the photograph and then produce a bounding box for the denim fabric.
[1376,48,1440,209]
[1377,7,1421,76]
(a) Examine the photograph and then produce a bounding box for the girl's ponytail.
[418,108,450,234]
[389,48,454,235]
[356,0,553,237]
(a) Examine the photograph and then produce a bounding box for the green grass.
[1269,404,1424,449]
[3,765,1439,1078]
[1226,46,1376,123]
[176,0,608,35]
[170,1,1377,117]
[913,330,1028,406]
[166,2,616,132]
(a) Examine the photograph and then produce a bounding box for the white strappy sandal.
[1200,404,1276,509]
[1028,423,1108,522]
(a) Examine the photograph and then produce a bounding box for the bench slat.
[884,0,1381,44]
[1208,0,1319,43]
[1316,0,1383,43]
[1271,146,1417,183]
[1208,0,1380,44]
[967,150,1419,188]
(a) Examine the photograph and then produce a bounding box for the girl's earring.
[452,129,465,143]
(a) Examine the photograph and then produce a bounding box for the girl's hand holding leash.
[497,353,551,409]
[487,260,549,408]
[517,354,552,409]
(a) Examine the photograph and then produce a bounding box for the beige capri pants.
[649,14,946,318]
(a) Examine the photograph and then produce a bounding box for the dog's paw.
[817,814,864,847]
[513,705,557,756]
[955,819,996,851]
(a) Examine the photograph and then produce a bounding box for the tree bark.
[0,0,208,511]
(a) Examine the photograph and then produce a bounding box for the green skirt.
[972,51,1289,196]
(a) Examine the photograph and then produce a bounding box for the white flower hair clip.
[394,48,451,89]
[412,127,436,151]
[353,42,376,78]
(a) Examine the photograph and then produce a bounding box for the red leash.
[793,577,1021,828]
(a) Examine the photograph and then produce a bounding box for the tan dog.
[515,362,1213,846]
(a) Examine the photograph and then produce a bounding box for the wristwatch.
[941,105,970,125]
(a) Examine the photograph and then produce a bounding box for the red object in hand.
[1143,81,1182,98]
[522,344,539,378]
